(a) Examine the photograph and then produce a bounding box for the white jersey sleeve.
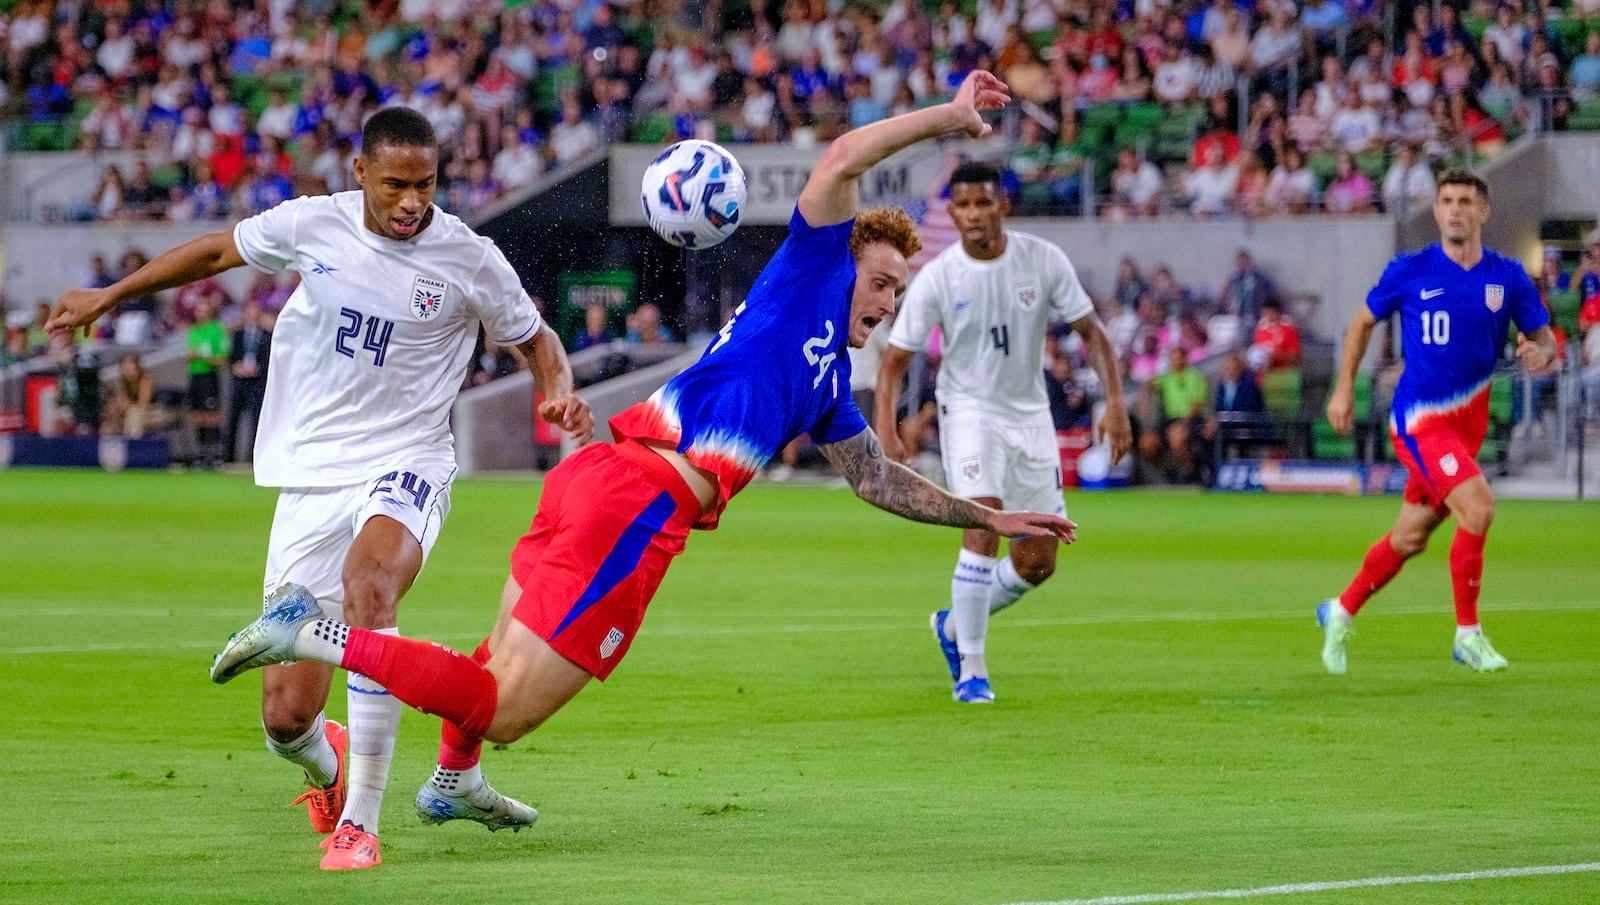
[887,259,942,353]
[470,242,542,346]
[1045,242,1095,324]
[233,195,316,273]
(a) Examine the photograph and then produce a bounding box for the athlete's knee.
[261,692,321,742]
[341,563,402,627]
[1010,552,1055,585]
[1389,527,1429,559]
[1456,498,1494,535]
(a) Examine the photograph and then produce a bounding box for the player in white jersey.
[875,161,1132,703]
[48,108,593,870]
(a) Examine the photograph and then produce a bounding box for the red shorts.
[509,441,702,679]
[1390,423,1484,512]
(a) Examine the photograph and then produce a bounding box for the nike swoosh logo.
[1420,288,1445,299]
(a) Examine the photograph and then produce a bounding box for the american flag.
[902,193,960,272]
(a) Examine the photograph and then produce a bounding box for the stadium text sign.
[610,144,949,226]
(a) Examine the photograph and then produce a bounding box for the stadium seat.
[1124,103,1164,128]
[1549,288,1581,335]
[1479,372,1514,474]
[1312,373,1372,460]
[1261,369,1302,418]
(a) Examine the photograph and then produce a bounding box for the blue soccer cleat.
[952,676,995,704]
[929,610,959,681]
[1316,598,1353,675]
[210,583,323,683]
[416,774,538,832]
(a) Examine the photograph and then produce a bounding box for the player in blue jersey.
[210,70,1079,835]
[1316,170,1555,675]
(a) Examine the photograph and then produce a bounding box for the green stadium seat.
[629,111,674,144]
[1124,102,1164,127]
[1478,372,1514,473]
[1550,288,1582,335]
[1354,151,1387,180]
[1312,374,1372,460]
[1082,103,1124,133]
[1261,369,1302,418]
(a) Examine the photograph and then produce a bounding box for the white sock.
[1330,601,1354,625]
[1456,624,1482,641]
[988,556,1036,616]
[294,619,350,664]
[264,711,340,789]
[952,549,995,681]
[430,763,482,794]
[339,627,401,834]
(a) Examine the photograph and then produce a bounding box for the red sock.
[1449,528,1486,627]
[1339,532,1407,616]
[341,629,497,738]
[437,638,494,770]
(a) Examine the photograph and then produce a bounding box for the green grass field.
[2,469,1597,905]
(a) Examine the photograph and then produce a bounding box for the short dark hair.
[361,107,436,155]
[948,161,1003,192]
[1437,168,1488,201]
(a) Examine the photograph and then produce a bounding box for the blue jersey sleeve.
[809,388,869,445]
[1507,267,1549,335]
[1366,257,1408,321]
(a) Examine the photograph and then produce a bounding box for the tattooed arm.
[819,428,1077,540]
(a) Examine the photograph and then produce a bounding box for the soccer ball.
[640,139,746,250]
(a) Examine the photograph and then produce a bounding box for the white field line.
[998,862,1600,905]
[2,600,1597,655]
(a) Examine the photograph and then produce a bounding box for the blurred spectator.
[1263,145,1316,215]
[27,300,53,356]
[313,136,358,195]
[186,296,230,469]
[1107,148,1163,218]
[493,126,543,193]
[1138,346,1209,482]
[90,165,126,221]
[1381,143,1436,214]
[1572,32,1600,103]
[101,352,170,438]
[1220,250,1280,332]
[1045,354,1093,431]
[1249,299,1302,371]
[228,300,272,462]
[625,303,676,344]
[1210,351,1266,418]
[1182,141,1239,217]
[1323,151,1376,214]
[122,160,165,221]
[1582,323,1600,425]
[550,97,601,167]
[571,304,616,352]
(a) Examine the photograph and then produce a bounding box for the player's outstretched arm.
[1069,313,1133,462]
[820,428,1077,542]
[47,230,246,333]
[516,323,594,445]
[873,345,916,462]
[1327,307,1378,435]
[1515,326,1557,374]
[797,70,1010,227]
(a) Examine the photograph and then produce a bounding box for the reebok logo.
[309,261,338,275]
[1420,288,1445,300]
[600,627,625,659]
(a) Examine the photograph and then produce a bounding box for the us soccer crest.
[1484,284,1504,312]
[411,274,449,321]
[1015,281,1040,310]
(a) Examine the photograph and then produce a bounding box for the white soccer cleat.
[1316,599,1353,675]
[1453,632,1509,672]
[210,583,324,684]
[415,775,539,832]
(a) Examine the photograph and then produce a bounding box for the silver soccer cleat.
[210,583,325,684]
[415,776,539,832]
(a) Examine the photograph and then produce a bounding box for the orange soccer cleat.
[289,718,347,834]
[319,823,381,870]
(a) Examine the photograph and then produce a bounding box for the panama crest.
[411,275,448,321]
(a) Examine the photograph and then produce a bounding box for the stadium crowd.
[4,0,1600,223]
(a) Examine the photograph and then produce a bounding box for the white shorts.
[940,410,1067,518]
[262,461,456,621]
